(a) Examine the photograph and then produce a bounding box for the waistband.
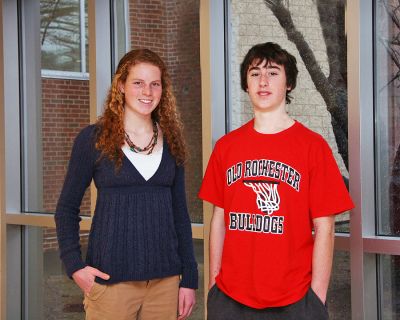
[98,185,170,195]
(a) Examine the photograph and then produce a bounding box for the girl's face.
[120,62,162,117]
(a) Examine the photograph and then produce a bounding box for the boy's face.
[246,60,289,112]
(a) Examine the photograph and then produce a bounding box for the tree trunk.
[264,0,348,169]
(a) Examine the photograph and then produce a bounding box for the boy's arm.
[311,215,335,304]
[209,205,225,289]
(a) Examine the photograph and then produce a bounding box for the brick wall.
[42,78,91,251]
[166,0,202,224]
[130,0,203,223]
[129,0,169,57]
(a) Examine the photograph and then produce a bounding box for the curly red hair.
[95,49,187,168]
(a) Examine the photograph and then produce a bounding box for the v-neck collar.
[122,139,167,183]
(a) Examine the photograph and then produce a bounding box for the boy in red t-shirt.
[199,42,354,319]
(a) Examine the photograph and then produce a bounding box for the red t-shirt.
[199,119,354,309]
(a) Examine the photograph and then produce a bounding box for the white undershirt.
[122,145,163,181]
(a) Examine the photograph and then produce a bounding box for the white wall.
[229,0,348,176]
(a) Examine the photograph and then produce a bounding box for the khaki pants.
[83,275,180,320]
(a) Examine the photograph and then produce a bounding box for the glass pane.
[26,77,91,215]
[375,0,400,236]
[328,251,351,319]
[40,0,83,72]
[130,1,203,223]
[23,1,91,215]
[84,0,88,72]
[227,0,349,231]
[378,254,400,319]
[192,239,205,319]
[25,226,87,319]
[23,228,204,319]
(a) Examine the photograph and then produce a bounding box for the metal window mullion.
[80,0,86,73]
[124,0,130,52]
[88,0,111,120]
[348,0,378,319]
[363,237,400,255]
[223,0,231,133]
[41,69,89,80]
[3,0,25,318]
[210,0,226,144]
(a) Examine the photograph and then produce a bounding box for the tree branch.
[264,0,349,168]
[41,0,62,45]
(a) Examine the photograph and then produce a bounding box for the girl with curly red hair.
[55,49,198,320]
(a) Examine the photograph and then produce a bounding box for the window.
[225,0,349,232]
[375,0,400,237]
[3,0,205,317]
[40,0,88,78]
[374,1,400,318]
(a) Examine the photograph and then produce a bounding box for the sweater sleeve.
[54,125,97,277]
[171,165,199,289]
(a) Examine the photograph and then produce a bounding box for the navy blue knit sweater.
[55,125,198,289]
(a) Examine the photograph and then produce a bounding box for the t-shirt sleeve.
[309,139,354,219]
[198,142,225,208]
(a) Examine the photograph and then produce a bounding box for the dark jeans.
[207,285,329,320]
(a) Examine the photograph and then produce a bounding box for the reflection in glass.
[328,251,351,319]
[375,0,400,236]
[40,0,87,73]
[192,239,205,319]
[227,0,349,231]
[40,78,91,216]
[26,226,86,319]
[25,228,204,319]
[378,255,400,319]
[24,0,91,215]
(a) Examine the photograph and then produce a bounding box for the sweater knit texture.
[55,125,198,289]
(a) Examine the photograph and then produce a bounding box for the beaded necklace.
[124,120,158,154]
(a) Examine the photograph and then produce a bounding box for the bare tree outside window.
[378,0,400,237]
[40,0,87,72]
[368,0,400,318]
[264,0,348,170]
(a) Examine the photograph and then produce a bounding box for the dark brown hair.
[240,42,298,104]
